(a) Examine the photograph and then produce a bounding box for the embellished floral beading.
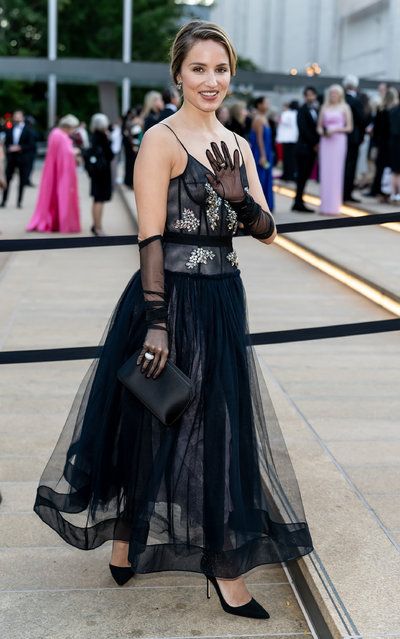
[226,249,239,268]
[174,208,200,232]
[186,247,215,269]
[225,201,238,234]
[204,183,221,231]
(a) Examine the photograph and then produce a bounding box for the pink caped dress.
[27,128,81,233]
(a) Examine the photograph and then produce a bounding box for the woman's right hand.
[137,328,169,379]
[259,154,267,168]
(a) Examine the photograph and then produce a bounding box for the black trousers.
[2,154,29,205]
[282,143,297,181]
[370,144,389,196]
[343,143,360,200]
[294,150,316,204]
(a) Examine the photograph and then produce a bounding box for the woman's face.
[178,39,231,113]
[152,95,164,113]
[329,88,341,104]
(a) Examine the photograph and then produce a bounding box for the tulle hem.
[34,268,313,578]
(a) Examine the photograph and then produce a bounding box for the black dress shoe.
[206,576,270,619]
[291,203,315,213]
[344,196,360,203]
[109,564,134,586]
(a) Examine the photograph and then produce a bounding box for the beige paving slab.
[260,361,400,636]
[326,440,400,466]
[1,432,59,456]
[366,495,400,531]
[0,584,308,639]
[0,481,37,512]
[0,394,73,415]
[0,547,286,591]
[0,513,65,547]
[294,417,400,442]
[0,411,69,435]
[0,456,46,482]
[344,465,400,495]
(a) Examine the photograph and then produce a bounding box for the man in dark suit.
[158,87,181,122]
[1,110,37,208]
[292,86,319,212]
[343,75,366,203]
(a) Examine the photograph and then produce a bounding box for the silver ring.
[218,162,227,169]
[144,352,155,361]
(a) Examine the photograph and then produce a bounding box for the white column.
[48,74,57,130]
[48,0,58,128]
[122,0,133,114]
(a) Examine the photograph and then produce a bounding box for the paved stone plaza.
[0,169,399,638]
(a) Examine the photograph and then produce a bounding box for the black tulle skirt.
[34,269,312,578]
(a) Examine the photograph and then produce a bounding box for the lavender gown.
[319,110,347,215]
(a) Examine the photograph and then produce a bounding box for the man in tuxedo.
[158,87,181,122]
[292,87,319,212]
[1,110,36,208]
[343,75,366,203]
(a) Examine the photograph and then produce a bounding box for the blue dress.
[250,124,274,211]
[34,129,312,578]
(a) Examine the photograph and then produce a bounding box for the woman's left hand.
[205,142,245,203]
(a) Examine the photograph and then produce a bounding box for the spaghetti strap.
[161,123,189,155]
[232,132,245,164]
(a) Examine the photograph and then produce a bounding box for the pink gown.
[27,128,80,233]
[319,110,347,215]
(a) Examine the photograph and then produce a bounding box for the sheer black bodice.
[163,145,247,275]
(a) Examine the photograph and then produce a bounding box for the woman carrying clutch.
[34,20,312,621]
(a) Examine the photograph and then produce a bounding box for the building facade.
[201,0,400,81]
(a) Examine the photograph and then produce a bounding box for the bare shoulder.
[232,133,252,162]
[139,122,175,154]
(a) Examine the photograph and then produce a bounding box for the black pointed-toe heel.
[206,576,270,619]
[109,564,134,586]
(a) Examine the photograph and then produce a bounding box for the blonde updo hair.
[170,20,237,87]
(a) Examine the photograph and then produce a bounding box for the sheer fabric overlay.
[34,129,312,578]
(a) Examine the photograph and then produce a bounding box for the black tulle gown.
[34,131,313,578]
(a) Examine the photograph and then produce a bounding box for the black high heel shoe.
[206,575,270,619]
[109,564,134,586]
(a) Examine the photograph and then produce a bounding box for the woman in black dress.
[89,113,114,236]
[370,88,398,200]
[34,20,312,621]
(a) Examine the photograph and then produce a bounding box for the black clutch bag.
[117,350,195,426]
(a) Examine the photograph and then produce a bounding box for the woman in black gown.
[34,20,312,620]
[89,113,114,236]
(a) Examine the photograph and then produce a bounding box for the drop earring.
[177,81,182,90]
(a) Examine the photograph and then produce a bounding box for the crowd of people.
[278,76,400,215]
[1,76,399,236]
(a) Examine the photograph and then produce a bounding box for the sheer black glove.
[205,141,245,203]
[205,142,275,241]
[137,235,169,378]
[230,193,275,240]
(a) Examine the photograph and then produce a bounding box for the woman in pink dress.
[27,114,81,233]
[317,85,353,215]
